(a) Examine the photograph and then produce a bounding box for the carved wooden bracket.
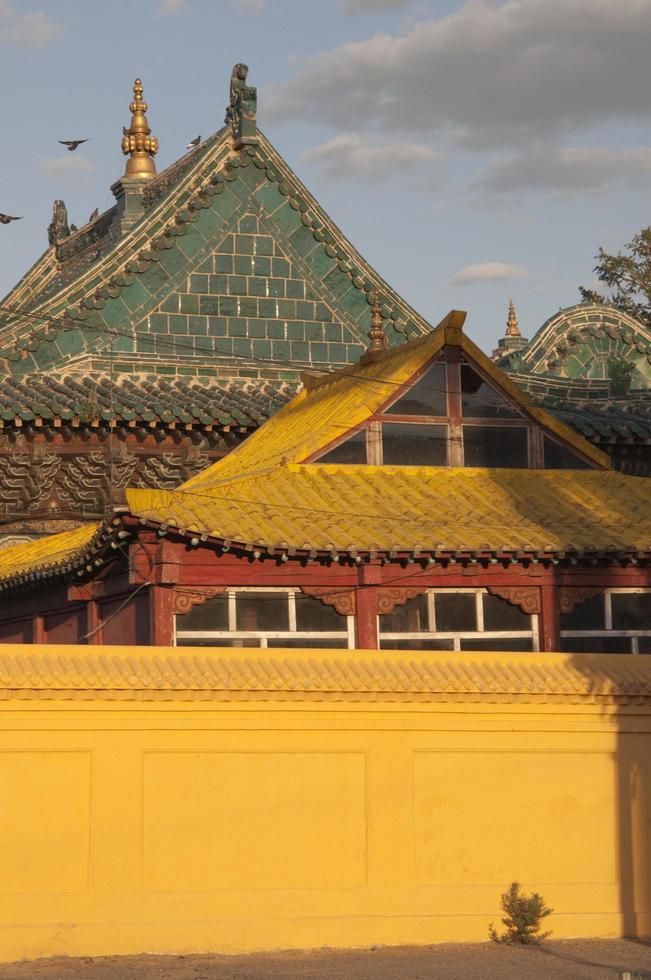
[300,586,356,616]
[173,586,226,615]
[486,586,541,615]
[376,586,428,616]
[558,587,602,616]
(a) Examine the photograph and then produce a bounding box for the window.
[461,366,520,419]
[379,589,537,652]
[175,589,354,648]
[543,436,591,470]
[560,589,651,654]
[310,354,598,473]
[385,362,447,417]
[463,425,528,468]
[382,423,447,465]
[318,429,367,464]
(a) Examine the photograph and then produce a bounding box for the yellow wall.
[0,645,650,961]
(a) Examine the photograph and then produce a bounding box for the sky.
[1,0,651,354]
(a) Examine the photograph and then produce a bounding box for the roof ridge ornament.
[121,78,158,179]
[225,63,258,148]
[360,293,389,363]
[506,298,521,337]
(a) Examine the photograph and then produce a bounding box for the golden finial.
[366,293,389,354]
[121,78,158,179]
[506,298,521,337]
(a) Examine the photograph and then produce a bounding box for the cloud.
[231,0,264,10]
[338,0,410,12]
[303,132,441,185]
[0,0,63,48]
[452,262,525,285]
[477,146,651,198]
[157,0,187,14]
[39,156,95,179]
[267,1,651,149]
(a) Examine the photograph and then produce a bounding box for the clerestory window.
[560,589,651,653]
[378,588,538,652]
[313,356,595,471]
[175,588,354,648]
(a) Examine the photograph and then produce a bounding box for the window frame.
[378,587,539,652]
[174,587,355,648]
[560,587,651,654]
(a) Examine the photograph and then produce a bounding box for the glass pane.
[386,362,447,416]
[295,593,346,632]
[560,635,632,654]
[560,593,605,631]
[177,594,229,631]
[482,593,530,631]
[435,593,477,632]
[380,638,454,650]
[318,429,366,464]
[637,637,651,654]
[382,423,447,466]
[460,637,533,651]
[544,436,591,470]
[463,425,528,468]
[235,592,289,631]
[176,637,261,647]
[267,637,348,648]
[461,366,519,419]
[611,592,651,631]
[379,595,429,633]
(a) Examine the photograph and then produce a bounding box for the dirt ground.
[0,940,650,980]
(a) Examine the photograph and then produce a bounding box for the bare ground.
[0,940,650,980]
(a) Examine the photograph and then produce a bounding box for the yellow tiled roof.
[0,522,102,585]
[182,311,608,492]
[127,466,650,555]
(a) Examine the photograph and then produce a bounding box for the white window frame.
[560,587,651,655]
[175,587,355,648]
[378,587,539,652]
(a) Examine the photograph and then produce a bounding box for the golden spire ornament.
[360,293,389,364]
[121,78,158,179]
[506,298,521,337]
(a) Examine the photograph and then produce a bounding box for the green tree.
[489,881,552,945]
[580,226,651,328]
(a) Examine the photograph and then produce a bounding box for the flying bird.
[187,135,201,149]
[88,208,99,223]
[0,214,22,224]
[59,139,89,151]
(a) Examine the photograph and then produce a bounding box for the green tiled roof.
[0,373,298,429]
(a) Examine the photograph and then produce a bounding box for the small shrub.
[489,881,552,945]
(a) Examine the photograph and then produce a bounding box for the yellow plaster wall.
[0,645,650,961]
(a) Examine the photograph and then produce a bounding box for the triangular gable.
[178,310,609,492]
[0,129,433,381]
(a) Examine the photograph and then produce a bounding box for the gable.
[509,304,651,388]
[0,132,432,382]
[311,333,606,471]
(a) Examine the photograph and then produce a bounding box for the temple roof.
[496,303,651,388]
[0,372,296,429]
[0,68,433,385]
[5,308,651,590]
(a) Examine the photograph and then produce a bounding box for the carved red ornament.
[375,586,428,616]
[173,586,226,615]
[300,586,356,616]
[486,586,541,615]
[558,587,602,615]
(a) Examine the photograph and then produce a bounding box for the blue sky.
[1,0,651,353]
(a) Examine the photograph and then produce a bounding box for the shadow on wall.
[570,652,651,940]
